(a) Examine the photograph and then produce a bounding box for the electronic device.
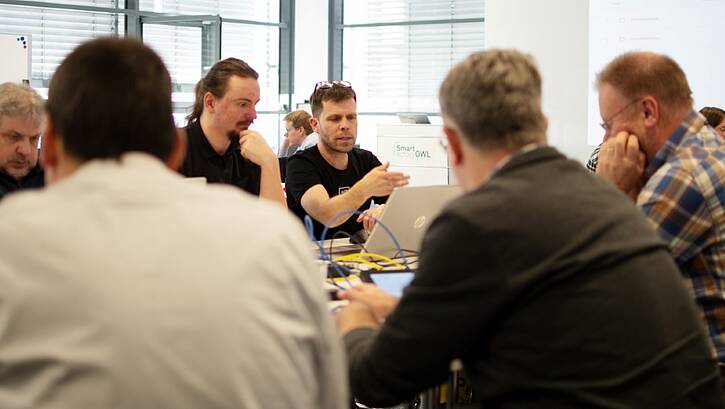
[349,229,369,244]
[364,185,461,256]
[315,185,460,257]
[397,113,431,124]
[361,270,415,297]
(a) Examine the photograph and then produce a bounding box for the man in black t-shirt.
[0,83,45,200]
[285,82,409,239]
[180,58,285,206]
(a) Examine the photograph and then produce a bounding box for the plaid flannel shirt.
[638,111,725,362]
[586,144,601,173]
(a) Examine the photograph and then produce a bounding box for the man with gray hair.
[336,49,724,407]
[0,82,44,199]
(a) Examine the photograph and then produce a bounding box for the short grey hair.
[0,82,44,126]
[439,49,546,150]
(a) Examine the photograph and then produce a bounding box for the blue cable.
[319,209,410,270]
[305,208,411,289]
[304,215,353,288]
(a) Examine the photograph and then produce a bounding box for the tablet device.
[366,271,414,297]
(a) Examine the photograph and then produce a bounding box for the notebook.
[364,185,461,256]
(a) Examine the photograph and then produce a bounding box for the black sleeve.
[285,155,323,207]
[345,212,508,407]
[244,162,262,196]
[178,152,192,177]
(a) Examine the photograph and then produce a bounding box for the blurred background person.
[700,106,725,138]
[278,109,314,157]
[0,82,44,199]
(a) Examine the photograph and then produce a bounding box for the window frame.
[0,0,295,147]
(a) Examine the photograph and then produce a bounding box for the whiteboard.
[0,33,31,84]
[587,0,725,145]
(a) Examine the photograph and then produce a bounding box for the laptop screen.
[368,271,415,297]
[364,185,461,256]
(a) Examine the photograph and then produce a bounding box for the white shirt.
[298,132,319,151]
[0,153,347,409]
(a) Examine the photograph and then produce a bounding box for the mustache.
[227,121,254,140]
[9,154,29,164]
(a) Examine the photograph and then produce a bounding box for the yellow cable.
[338,257,384,270]
[334,252,406,270]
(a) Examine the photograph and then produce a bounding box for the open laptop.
[365,185,460,256]
[318,185,460,257]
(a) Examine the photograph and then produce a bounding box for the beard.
[227,121,253,140]
[1,154,35,179]
[320,133,355,153]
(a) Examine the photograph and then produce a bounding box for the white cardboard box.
[377,123,450,186]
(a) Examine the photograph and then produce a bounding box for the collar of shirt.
[188,120,240,160]
[60,152,175,191]
[487,143,543,183]
[645,110,704,179]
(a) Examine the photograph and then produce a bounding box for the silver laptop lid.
[365,185,461,256]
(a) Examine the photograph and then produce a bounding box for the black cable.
[391,249,420,269]
[392,248,420,258]
[330,230,368,254]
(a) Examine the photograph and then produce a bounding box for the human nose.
[16,137,33,156]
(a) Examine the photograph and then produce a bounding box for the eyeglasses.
[600,99,640,133]
[314,80,352,92]
[439,137,449,152]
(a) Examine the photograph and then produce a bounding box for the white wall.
[485,0,593,164]
[293,0,328,108]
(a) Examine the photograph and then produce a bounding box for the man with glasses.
[181,58,285,206]
[335,49,724,408]
[285,81,409,239]
[0,82,44,200]
[585,99,642,173]
[595,51,725,374]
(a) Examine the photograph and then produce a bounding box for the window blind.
[0,1,121,84]
[138,0,280,109]
[137,0,282,147]
[139,0,278,23]
[342,0,485,113]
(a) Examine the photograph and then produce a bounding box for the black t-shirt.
[285,145,387,239]
[0,163,44,200]
[179,120,261,195]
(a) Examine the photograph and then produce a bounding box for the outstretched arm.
[300,162,409,227]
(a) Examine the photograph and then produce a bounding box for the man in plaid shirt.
[596,51,725,373]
